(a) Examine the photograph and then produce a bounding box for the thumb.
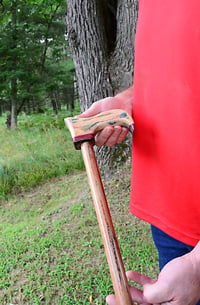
[143,280,171,304]
[79,96,120,118]
[78,101,102,118]
[78,96,114,118]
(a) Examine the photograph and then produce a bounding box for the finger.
[94,126,115,146]
[143,281,172,304]
[95,126,127,147]
[105,126,122,147]
[79,96,115,118]
[126,270,156,286]
[129,285,152,305]
[78,102,102,118]
[116,127,129,144]
[106,287,152,305]
[106,294,117,305]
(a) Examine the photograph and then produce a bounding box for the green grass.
[0,160,158,304]
[0,111,84,199]
[0,111,158,304]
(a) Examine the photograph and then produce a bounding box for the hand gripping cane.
[65,109,134,305]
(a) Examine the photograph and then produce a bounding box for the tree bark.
[66,0,114,112]
[66,0,138,176]
[11,79,18,129]
[10,2,18,129]
[50,93,58,115]
[108,0,138,94]
[64,86,75,111]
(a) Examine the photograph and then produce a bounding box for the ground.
[0,159,158,304]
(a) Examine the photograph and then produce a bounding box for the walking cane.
[65,109,134,305]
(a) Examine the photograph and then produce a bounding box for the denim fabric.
[151,225,200,305]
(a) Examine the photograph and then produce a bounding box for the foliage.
[0,0,74,120]
[0,110,84,199]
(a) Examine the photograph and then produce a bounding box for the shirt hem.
[130,206,199,247]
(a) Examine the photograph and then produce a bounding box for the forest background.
[0,0,75,129]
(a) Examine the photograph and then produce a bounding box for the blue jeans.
[151,225,200,305]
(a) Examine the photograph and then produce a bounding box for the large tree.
[66,0,138,175]
[0,0,74,128]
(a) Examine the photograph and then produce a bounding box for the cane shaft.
[81,142,133,305]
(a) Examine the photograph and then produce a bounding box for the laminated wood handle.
[65,109,134,149]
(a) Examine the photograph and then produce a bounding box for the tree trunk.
[109,0,138,94]
[66,0,138,176]
[66,0,114,111]
[10,1,18,129]
[50,93,58,115]
[11,79,18,129]
[26,100,31,114]
[64,86,75,111]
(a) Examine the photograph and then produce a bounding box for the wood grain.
[81,141,133,305]
[65,109,134,150]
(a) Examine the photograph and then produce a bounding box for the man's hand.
[106,271,155,305]
[106,245,200,305]
[143,250,200,305]
[79,87,133,147]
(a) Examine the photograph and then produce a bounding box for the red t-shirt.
[130,0,200,246]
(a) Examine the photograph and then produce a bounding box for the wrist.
[185,241,200,281]
[191,241,200,264]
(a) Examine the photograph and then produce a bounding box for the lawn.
[0,111,84,199]
[0,112,158,304]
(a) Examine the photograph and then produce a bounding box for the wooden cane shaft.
[81,142,133,305]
